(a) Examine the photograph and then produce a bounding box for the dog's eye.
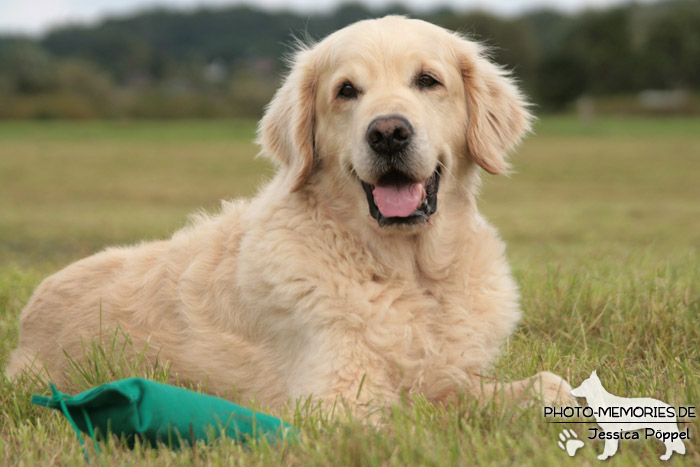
[417,74,440,89]
[338,82,358,99]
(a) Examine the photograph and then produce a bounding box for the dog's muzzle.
[360,168,440,227]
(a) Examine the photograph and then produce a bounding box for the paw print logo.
[557,429,584,457]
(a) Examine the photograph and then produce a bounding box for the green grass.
[1,117,699,465]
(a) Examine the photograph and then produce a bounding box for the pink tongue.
[372,183,423,218]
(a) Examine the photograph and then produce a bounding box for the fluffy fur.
[7,17,571,411]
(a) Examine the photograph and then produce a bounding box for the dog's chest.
[234,221,504,401]
[341,279,480,389]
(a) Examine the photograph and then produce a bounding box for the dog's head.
[258,16,532,232]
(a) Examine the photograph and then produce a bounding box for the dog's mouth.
[360,168,441,227]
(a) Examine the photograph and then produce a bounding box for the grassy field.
[1,117,698,465]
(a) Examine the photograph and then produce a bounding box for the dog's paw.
[533,371,577,407]
[557,429,584,456]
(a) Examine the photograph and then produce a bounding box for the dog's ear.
[591,370,598,378]
[455,36,533,174]
[257,47,317,192]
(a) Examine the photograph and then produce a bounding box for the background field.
[1,117,698,464]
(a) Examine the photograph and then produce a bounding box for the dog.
[571,371,687,461]
[6,16,572,414]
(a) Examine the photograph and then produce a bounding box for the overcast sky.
[1,0,649,35]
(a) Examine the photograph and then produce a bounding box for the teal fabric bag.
[32,378,297,450]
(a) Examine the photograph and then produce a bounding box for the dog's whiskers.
[437,159,456,183]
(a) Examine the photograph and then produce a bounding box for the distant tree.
[56,59,114,99]
[535,53,587,110]
[0,42,57,94]
[520,9,574,57]
[641,5,700,89]
[324,3,376,30]
[2,1,699,118]
[432,12,538,88]
[43,26,154,83]
[565,7,641,94]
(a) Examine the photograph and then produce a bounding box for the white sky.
[0,0,648,35]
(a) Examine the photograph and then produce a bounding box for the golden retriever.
[7,16,571,412]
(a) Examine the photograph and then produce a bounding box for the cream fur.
[6,17,571,411]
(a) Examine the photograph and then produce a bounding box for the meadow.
[0,117,698,465]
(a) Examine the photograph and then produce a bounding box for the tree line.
[0,0,698,119]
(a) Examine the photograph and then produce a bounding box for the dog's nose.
[366,115,413,155]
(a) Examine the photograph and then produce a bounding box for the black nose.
[366,115,413,155]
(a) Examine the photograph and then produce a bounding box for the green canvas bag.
[32,377,297,453]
